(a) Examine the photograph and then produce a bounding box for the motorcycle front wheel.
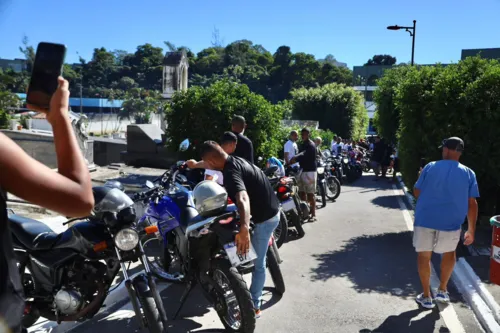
[211,260,256,333]
[318,182,327,207]
[326,176,341,201]
[289,209,305,238]
[133,278,167,333]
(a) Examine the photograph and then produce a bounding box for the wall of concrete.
[2,130,58,168]
[92,137,127,166]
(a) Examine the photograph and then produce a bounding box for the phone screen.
[26,42,67,109]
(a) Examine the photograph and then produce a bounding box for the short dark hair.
[221,131,237,145]
[232,115,246,127]
[301,127,310,134]
[200,141,222,159]
[290,130,298,136]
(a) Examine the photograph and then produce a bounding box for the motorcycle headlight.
[317,167,325,174]
[343,158,349,164]
[115,228,139,251]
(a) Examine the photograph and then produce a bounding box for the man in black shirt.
[231,115,254,164]
[290,128,318,221]
[372,136,389,180]
[199,141,280,317]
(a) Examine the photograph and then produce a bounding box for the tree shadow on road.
[310,231,419,298]
[360,308,449,333]
[371,195,406,210]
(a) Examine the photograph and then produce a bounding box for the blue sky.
[0,0,499,68]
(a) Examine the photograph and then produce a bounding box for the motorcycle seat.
[9,214,59,251]
[179,206,204,232]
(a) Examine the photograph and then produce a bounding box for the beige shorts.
[298,171,317,194]
[413,226,461,254]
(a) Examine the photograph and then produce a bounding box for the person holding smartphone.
[0,77,94,333]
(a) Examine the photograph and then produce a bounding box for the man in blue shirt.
[413,137,479,309]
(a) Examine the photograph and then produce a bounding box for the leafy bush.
[165,80,286,160]
[381,57,500,215]
[290,83,368,140]
[0,90,20,128]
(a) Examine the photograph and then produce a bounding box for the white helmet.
[193,180,228,217]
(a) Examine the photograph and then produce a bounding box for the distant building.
[0,58,27,72]
[461,48,500,60]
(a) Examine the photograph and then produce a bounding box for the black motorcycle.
[316,160,327,207]
[11,186,168,333]
[138,162,284,333]
[323,160,341,201]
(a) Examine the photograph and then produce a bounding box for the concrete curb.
[396,175,500,332]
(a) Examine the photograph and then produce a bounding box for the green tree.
[165,80,286,160]
[120,89,164,124]
[291,83,368,139]
[19,35,36,72]
[391,57,500,215]
[365,55,397,66]
[373,65,412,144]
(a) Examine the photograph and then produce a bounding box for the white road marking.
[392,184,466,333]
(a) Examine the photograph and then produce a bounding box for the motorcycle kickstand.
[172,280,195,320]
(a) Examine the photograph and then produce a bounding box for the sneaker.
[416,293,435,309]
[255,309,262,318]
[435,290,450,303]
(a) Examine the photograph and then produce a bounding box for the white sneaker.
[435,290,450,303]
[416,293,435,309]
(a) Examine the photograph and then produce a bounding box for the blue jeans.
[250,212,280,309]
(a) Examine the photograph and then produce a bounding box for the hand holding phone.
[28,77,69,123]
[26,42,67,111]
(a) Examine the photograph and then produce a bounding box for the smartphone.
[26,42,67,109]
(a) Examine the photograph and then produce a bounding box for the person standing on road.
[198,141,280,318]
[413,137,479,309]
[231,115,254,164]
[314,137,323,160]
[284,130,299,169]
[372,136,388,180]
[289,128,318,222]
[0,77,94,333]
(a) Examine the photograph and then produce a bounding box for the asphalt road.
[33,173,485,333]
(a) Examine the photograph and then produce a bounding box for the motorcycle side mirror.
[257,156,263,162]
[179,139,190,152]
[145,180,154,189]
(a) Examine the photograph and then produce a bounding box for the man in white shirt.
[284,130,299,168]
[331,136,343,156]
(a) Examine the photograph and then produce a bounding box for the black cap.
[439,137,464,152]
[301,127,310,134]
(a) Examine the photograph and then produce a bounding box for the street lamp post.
[387,20,416,66]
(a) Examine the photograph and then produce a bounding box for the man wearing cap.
[413,137,479,309]
[289,128,318,221]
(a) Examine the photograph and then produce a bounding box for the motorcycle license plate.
[282,199,296,212]
[224,242,257,267]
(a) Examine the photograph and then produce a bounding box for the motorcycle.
[267,167,306,239]
[11,187,168,333]
[135,142,284,332]
[316,160,327,207]
[322,158,341,201]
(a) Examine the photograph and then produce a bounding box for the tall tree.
[19,35,35,72]
[365,55,397,66]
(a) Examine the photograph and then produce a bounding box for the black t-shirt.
[232,132,254,164]
[372,141,388,163]
[223,156,279,223]
[296,139,317,172]
[0,190,25,332]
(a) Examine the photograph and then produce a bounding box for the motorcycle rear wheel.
[318,182,327,207]
[273,210,288,248]
[267,245,285,296]
[212,260,256,333]
[289,209,305,238]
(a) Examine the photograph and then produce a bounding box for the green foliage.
[365,54,397,66]
[290,83,368,140]
[165,80,285,160]
[6,37,353,106]
[373,65,412,144]
[19,114,31,128]
[120,89,165,124]
[384,57,500,215]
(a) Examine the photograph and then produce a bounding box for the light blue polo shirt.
[414,160,479,231]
